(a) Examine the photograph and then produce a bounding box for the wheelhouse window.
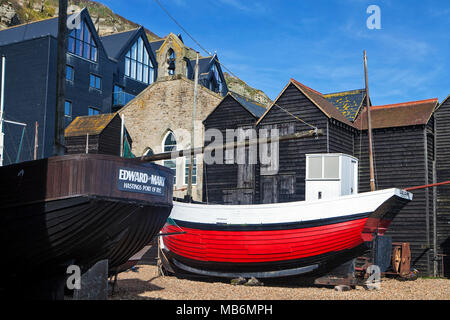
[89,74,101,90]
[88,107,100,116]
[167,49,176,75]
[124,36,154,84]
[66,65,74,81]
[307,155,340,180]
[163,131,177,184]
[68,20,98,62]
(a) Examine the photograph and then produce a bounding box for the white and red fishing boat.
[159,187,412,278]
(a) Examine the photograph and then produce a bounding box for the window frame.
[306,155,341,180]
[162,131,177,185]
[184,156,197,185]
[64,100,72,119]
[124,36,154,84]
[89,74,102,91]
[67,20,98,62]
[88,106,101,116]
[66,65,74,82]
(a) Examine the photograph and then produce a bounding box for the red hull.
[162,217,368,264]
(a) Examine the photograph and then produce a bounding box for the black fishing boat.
[0,153,173,298]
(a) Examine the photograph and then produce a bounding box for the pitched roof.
[0,16,59,46]
[191,56,215,75]
[323,89,366,122]
[436,95,450,111]
[65,113,118,137]
[0,9,109,59]
[149,39,165,56]
[353,98,438,130]
[100,28,140,59]
[230,92,267,118]
[289,79,355,127]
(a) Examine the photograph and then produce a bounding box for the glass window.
[308,157,322,179]
[324,156,340,179]
[124,36,154,84]
[64,101,72,127]
[66,65,74,81]
[89,74,101,90]
[163,132,177,184]
[184,157,197,185]
[168,49,175,75]
[64,101,72,117]
[88,107,100,116]
[68,20,98,62]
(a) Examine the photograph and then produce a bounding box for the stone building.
[119,75,222,201]
[150,33,228,96]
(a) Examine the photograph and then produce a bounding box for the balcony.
[113,91,136,108]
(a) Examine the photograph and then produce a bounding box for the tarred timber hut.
[353,98,439,275]
[203,92,266,204]
[255,79,358,204]
[434,95,450,277]
[64,113,132,156]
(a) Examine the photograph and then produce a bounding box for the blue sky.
[100,0,449,105]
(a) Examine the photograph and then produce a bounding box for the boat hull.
[160,189,412,278]
[0,154,173,294]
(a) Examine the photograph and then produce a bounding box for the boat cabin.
[305,153,358,201]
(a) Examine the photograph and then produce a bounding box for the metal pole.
[86,133,89,154]
[187,53,199,201]
[364,50,376,191]
[15,126,26,163]
[433,160,438,277]
[53,0,68,156]
[120,114,124,157]
[34,121,39,160]
[0,55,6,166]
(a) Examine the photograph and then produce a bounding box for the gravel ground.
[109,264,450,300]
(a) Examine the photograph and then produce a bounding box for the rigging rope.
[153,0,318,130]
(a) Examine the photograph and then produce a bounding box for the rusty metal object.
[357,242,415,280]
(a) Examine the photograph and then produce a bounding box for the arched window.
[125,36,154,84]
[68,20,98,62]
[163,132,177,184]
[167,49,176,75]
[143,147,154,156]
[184,58,190,78]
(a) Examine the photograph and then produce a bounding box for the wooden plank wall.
[203,95,259,204]
[99,115,122,156]
[434,98,450,277]
[65,135,100,154]
[354,125,433,275]
[256,84,330,204]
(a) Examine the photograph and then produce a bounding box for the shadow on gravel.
[168,272,323,289]
[109,278,166,300]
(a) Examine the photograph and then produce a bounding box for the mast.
[364,50,376,191]
[187,53,199,201]
[53,0,68,156]
[0,55,5,166]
